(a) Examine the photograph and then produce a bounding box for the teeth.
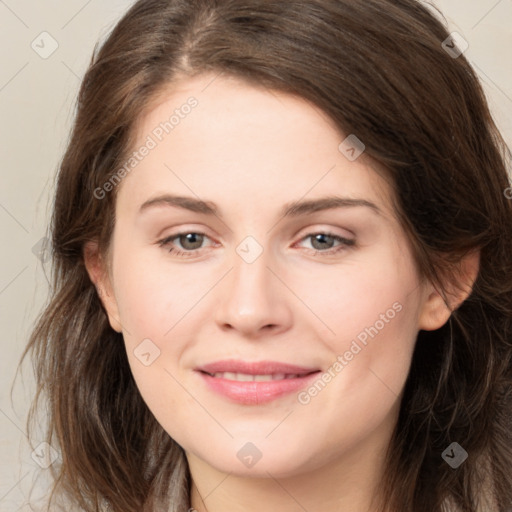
[210,372,301,381]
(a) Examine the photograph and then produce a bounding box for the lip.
[196,359,319,375]
[194,359,321,405]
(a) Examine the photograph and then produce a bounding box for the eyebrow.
[138,194,383,218]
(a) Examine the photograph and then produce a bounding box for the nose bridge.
[230,235,274,308]
[214,233,291,335]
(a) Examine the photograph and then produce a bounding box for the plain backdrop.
[1,0,511,510]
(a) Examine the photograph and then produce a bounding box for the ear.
[83,240,123,333]
[418,249,480,331]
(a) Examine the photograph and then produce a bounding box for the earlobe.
[418,249,480,332]
[83,241,123,333]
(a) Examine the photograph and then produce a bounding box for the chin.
[195,440,320,478]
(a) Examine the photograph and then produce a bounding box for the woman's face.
[92,73,446,479]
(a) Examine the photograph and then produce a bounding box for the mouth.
[195,359,320,376]
[199,371,315,381]
[194,360,322,405]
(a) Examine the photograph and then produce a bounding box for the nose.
[214,247,293,339]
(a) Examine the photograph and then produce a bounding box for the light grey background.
[1,1,511,510]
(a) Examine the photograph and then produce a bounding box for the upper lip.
[195,359,320,375]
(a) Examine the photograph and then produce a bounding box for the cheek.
[305,242,419,345]
[311,246,421,398]
[109,248,215,401]
[111,246,201,340]
[110,254,197,418]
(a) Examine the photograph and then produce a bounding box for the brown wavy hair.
[18,0,512,510]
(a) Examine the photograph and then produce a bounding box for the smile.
[196,369,321,405]
[205,372,304,381]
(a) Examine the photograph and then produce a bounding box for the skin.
[85,73,479,512]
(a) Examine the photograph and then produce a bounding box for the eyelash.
[157,231,355,258]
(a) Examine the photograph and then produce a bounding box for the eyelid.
[294,223,355,240]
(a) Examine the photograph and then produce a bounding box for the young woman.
[21,0,512,511]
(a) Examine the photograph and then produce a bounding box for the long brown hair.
[18,0,512,510]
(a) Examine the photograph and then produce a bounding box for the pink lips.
[195,359,321,405]
[196,359,319,375]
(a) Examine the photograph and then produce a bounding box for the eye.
[296,232,355,256]
[158,230,355,258]
[158,231,213,258]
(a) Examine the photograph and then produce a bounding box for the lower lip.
[196,371,321,405]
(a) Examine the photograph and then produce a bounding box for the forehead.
[136,72,342,150]
[118,73,396,220]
